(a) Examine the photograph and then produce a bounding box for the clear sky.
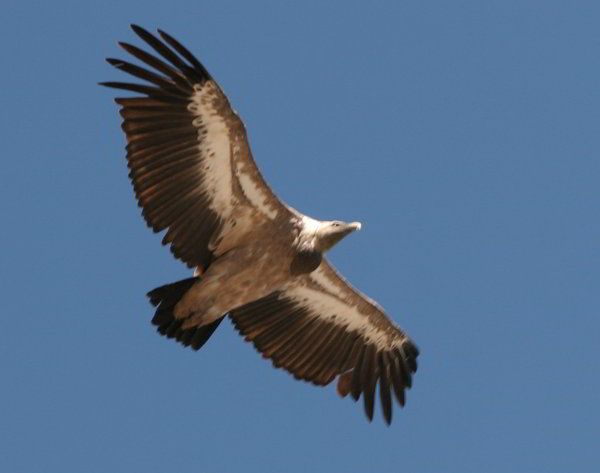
[2,1,598,472]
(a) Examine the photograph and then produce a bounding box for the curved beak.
[320,221,363,252]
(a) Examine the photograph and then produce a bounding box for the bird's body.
[102,25,419,424]
[174,215,307,327]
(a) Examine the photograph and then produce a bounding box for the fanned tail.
[147,277,224,350]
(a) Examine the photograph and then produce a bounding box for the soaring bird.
[102,25,419,425]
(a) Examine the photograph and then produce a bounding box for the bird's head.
[314,220,362,252]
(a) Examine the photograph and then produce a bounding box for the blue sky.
[2,1,599,472]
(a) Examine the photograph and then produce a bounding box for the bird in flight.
[101,25,419,425]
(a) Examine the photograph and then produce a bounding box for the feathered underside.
[230,259,418,425]
[101,25,291,270]
[103,25,419,425]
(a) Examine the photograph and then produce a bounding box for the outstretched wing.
[101,25,289,270]
[229,259,419,425]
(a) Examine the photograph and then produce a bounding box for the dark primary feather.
[157,28,213,78]
[378,352,393,425]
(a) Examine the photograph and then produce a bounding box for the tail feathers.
[147,277,224,351]
[147,277,198,309]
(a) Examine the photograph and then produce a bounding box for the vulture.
[102,25,419,425]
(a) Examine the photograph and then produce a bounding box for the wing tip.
[402,339,419,373]
[335,339,419,425]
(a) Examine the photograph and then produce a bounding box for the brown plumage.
[102,25,419,425]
